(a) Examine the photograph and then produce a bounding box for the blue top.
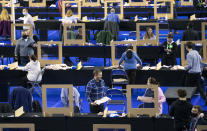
[185,50,201,73]
[86,78,106,103]
[60,87,80,108]
[105,13,120,23]
[119,51,142,70]
[9,87,32,112]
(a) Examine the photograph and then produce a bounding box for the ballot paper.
[171,65,185,70]
[94,97,111,105]
[156,62,162,70]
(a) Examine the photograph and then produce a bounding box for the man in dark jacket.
[182,23,200,41]
[169,89,193,131]
[9,86,32,113]
[161,33,177,66]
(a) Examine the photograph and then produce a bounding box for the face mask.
[192,113,198,117]
[23,12,26,16]
[22,35,28,39]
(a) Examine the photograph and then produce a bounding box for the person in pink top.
[137,77,166,114]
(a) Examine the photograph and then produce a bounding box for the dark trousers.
[125,69,137,84]
[21,76,29,88]
[19,56,29,66]
[161,55,177,66]
[175,122,189,131]
[185,73,206,101]
[90,103,104,113]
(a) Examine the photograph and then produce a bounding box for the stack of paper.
[94,97,111,105]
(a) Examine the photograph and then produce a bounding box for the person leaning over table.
[118,46,142,84]
[14,29,36,66]
[161,33,177,66]
[137,77,166,114]
[86,69,106,113]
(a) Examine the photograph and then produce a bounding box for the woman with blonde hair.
[0,8,10,21]
[65,9,77,23]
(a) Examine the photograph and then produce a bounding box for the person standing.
[161,33,177,66]
[119,46,142,84]
[182,23,199,41]
[184,42,207,105]
[22,8,34,30]
[14,30,35,66]
[169,89,193,131]
[86,69,106,113]
[137,77,166,114]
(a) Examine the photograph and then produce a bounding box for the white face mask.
[23,12,27,16]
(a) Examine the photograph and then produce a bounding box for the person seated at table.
[104,8,120,40]
[169,89,193,131]
[9,86,32,113]
[14,30,35,66]
[0,8,10,21]
[58,0,71,16]
[143,27,156,40]
[105,8,120,23]
[182,22,199,41]
[18,54,42,88]
[22,8,35,30]
[0,8,11,39]
[61,87,80,112]
[62,9,77,40]
[161,33,177,66]
[119,46,142,84]
[189,105,207,131]
[137,77,166,114]
[64,9,77,23]
[86,69,106,113]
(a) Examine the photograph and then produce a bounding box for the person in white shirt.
[22,8,34,30]
[19,54,42,88]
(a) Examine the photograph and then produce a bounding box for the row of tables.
[5,6,207,18]
[0,68,207,101]
[32,19,207,31]
[0,114,175,131]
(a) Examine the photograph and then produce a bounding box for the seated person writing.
[137,77,166,114]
